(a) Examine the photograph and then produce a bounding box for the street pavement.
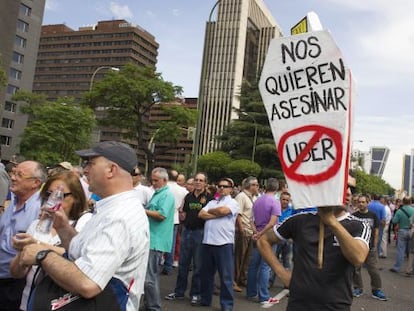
[157,241,413,311]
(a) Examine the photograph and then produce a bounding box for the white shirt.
[167,182,188,225]
[133,183,154,208]
[202,195,239,245]
[69,190,149,311]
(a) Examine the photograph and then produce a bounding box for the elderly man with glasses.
[0,160,46,310]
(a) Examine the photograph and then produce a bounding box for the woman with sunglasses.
[10,171,92,311]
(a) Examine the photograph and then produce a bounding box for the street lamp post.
[241,112,257,162]
[89,66,120,91]
[88,66,120,145]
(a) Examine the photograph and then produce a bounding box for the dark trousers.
[174,227,203,297]
[0,278,26,311]
[200,244,234,311]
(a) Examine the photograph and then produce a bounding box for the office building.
[194,0,282,157]
[33,19,158,101]
[402,149,414,196]
[0,0,46,160]
[369,146,389,178]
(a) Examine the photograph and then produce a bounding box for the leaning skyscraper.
[194,0,282,157]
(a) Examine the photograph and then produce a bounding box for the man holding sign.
[258,28,371,310]
[258,201,371,310]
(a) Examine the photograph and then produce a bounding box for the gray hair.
[242,176,258,189]
[152,167,169,181]
[31,161,47,184]
[265,178,279,192]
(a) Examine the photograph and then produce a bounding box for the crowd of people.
[0,141,413,311]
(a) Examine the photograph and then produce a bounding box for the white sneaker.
[260,297,279,308]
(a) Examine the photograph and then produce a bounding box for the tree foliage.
[217,80,283,180]
[352,169,395,195]
[225,159,261,186]
[13,91,96,165]
[197,151,232,183]
[153,105,197,146]
[83,63,189,174]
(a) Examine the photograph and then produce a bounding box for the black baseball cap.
[76,141,137,174]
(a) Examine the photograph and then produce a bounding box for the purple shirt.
[253,194,281,231]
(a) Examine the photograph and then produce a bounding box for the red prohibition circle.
[278,125,343,184]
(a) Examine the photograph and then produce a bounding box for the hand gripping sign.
[259,30,355,209]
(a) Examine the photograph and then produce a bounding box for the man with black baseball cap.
[18,141,149,311]
[76,140,137,175]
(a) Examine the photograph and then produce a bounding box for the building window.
[17,19,29,32]
[12,51,24,64]
[15,35,27,48]
[4,102,17,113]
[0,136,12,146]
[1,118,14,129]
[9,68,22,81]
[19,3,31,16]
[6,85,19,95]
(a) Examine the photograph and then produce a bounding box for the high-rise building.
[402,149,414,196]
[0,0,46,160]
[369,146,390,178]
[33,20,158,101]
[194,0,282,157]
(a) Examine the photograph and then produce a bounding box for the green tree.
[197,151,232,183]
[13,91,96,165]
[352,169,395,195]
[219,80,282,178]
[83,63,186,174]
[225,159,261,185]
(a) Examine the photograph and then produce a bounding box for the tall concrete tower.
[194,0,282,158]
[0,0,46,160]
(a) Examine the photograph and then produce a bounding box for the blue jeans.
[174,227,204,297]
[392,229,411,271]
[164,224,179,273]
[276,240,293,269]
[377,226,384,256]
[144,250,163,311]
[246,245,271,302]
[200,244,234,310]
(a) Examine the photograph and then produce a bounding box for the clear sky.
[43,0,414,190]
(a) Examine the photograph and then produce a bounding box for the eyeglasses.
[194,178,205,182]
[217,185,232,189]
[11,171,37,180]
[45,191,72,199]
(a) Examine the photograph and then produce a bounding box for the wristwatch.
[35,249,54,266]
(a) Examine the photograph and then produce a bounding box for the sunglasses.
[217,185,232,189]
[45,191,73,199]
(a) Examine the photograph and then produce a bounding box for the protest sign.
[259,30,355,208]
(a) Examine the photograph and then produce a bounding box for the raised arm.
[318,207,369,266]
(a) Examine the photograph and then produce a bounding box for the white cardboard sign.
[259,31,355,208]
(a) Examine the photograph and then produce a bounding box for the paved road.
[157,241,413,311]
